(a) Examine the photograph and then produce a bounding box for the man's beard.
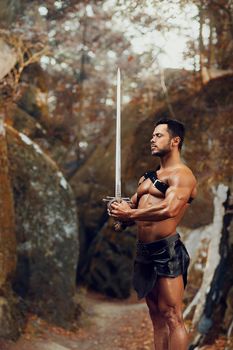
[151,143,171,158]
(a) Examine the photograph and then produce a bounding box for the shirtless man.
[109,118,197,350]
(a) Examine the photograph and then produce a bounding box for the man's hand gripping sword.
[103,68,131,231]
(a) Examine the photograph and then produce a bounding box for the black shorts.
[133,233,190,299]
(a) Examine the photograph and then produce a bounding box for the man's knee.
[158,304,183,330]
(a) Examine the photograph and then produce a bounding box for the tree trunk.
[75,10,88,162]
[188,182,233,348]
[0,112,19,339]
[207,12,214,70]
[198,2,205,84]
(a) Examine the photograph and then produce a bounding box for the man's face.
[150,124,172,157]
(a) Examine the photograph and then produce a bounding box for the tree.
[184,0,233,83]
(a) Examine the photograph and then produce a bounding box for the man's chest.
[137,176,169,200]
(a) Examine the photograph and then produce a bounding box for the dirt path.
[0,291,154,350]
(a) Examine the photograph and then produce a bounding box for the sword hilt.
[103,196,131,232]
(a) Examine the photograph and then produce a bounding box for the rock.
[6,104,47,139]
[34,342,70,350]
[0,38,17,80]
[84,219,137,298]
[0,291,23,339]
[6,125,79,327]
[180,187,214,228]
[6,103,72,170]
[223,287,233,329]
[17,84,48,120]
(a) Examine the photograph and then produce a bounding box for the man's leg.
[145,285,169,350]
[157,275,189,350]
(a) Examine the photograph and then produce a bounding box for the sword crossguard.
[103,196,131,205]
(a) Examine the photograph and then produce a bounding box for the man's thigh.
[146,283,159,312]
[157,275,185,312]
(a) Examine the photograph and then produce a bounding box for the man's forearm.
[129,203,171,221]
[110,199,172,222]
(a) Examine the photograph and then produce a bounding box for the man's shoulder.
[169,164,197,186]
[174,164,195,176]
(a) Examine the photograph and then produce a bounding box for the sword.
[103,68,130,229]
[115,67,121,200]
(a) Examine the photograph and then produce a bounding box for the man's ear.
[172,136,181,148]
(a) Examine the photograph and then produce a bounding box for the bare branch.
[0,30,49,99]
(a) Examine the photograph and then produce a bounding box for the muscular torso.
[135,166,196,243]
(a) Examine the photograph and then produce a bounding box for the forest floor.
[0,289,230,350]
[0,290,154,350]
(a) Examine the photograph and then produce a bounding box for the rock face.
[0,120,19,340]
[6,104,47,140]
[6,125,79,327]
[83,219,137,298]
[72,74,233,298]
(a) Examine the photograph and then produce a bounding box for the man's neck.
[159,151,181,170]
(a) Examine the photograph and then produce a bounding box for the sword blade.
[115,68,121,199]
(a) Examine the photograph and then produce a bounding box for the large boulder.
[6,104,47,139]
[83,219,136,298]
[6,125,79,327]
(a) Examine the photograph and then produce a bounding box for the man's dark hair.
[155,118,185,150]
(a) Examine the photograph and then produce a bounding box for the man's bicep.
[164,186,191,217]
[166,185,191,204]
[130,192,138,209]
